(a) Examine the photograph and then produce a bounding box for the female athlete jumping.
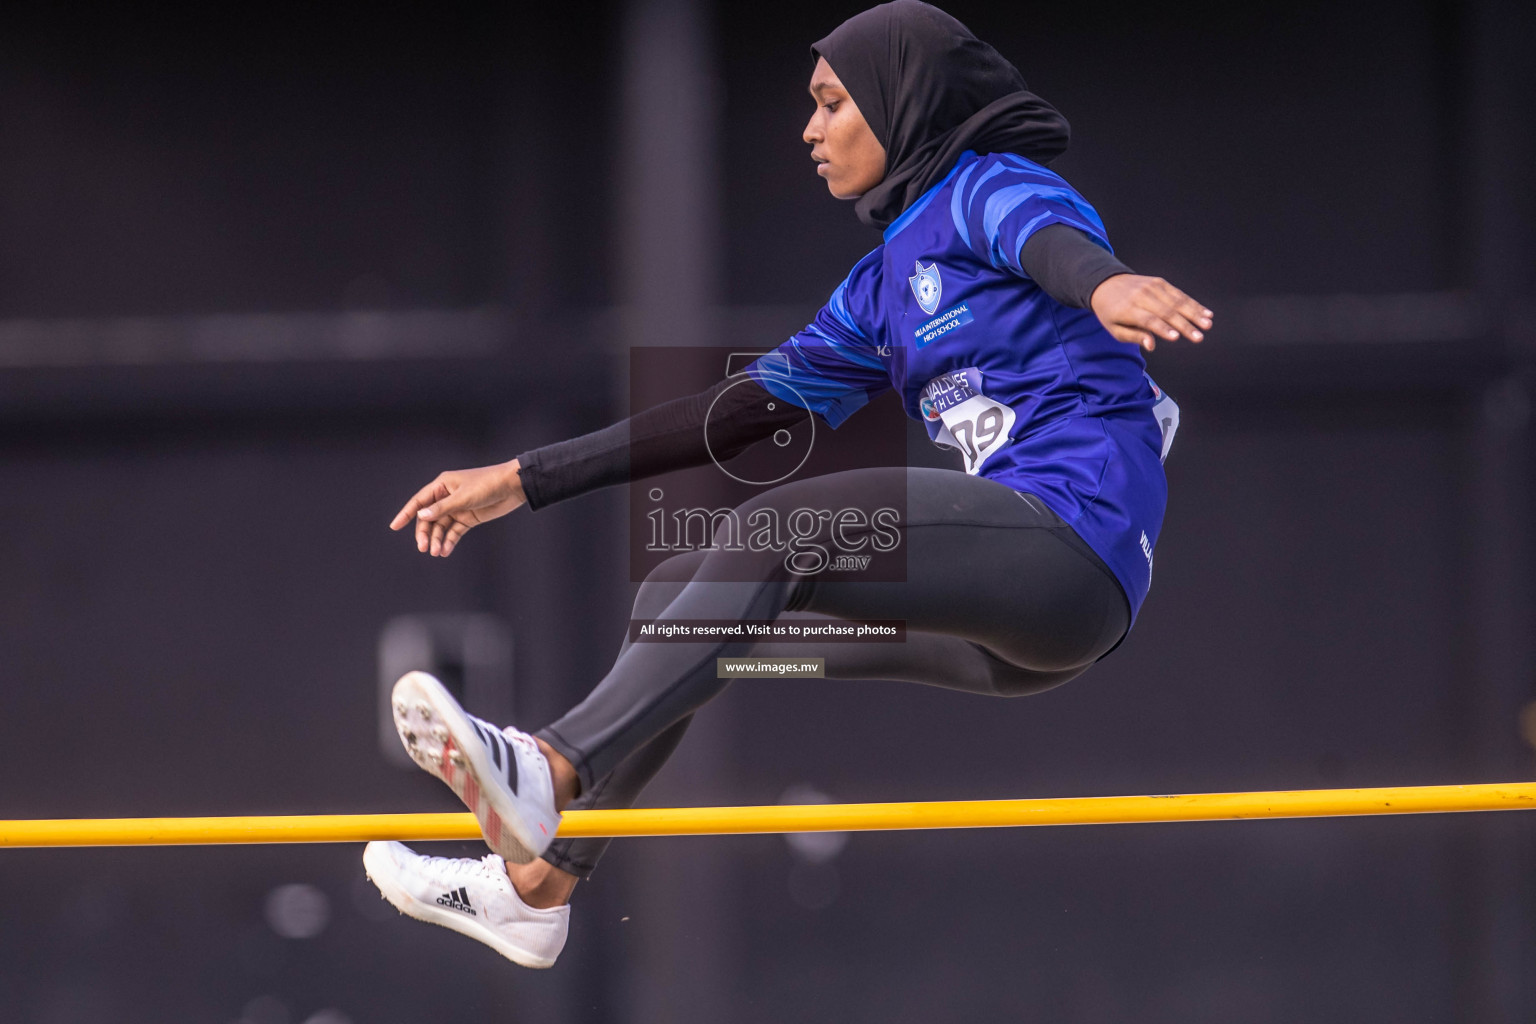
[363,0,1209,968]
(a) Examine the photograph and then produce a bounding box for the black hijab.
[813,1,1070,229]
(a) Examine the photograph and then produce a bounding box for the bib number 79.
[937,395,1016,474]
[951,406,1005,467]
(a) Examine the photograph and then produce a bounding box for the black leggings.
[536,466,1129,877]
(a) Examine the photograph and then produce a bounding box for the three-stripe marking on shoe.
[468,717,519,795]
[435,887,476,916]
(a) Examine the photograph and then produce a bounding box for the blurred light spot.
[1519,701,1536,753]
[779,784,848,863]
[301,1011,353,1024]
[264,884,330,940]
[237,995,289,1024]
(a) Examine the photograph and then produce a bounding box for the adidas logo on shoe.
[436,887,477,916]
[363,842,570,968]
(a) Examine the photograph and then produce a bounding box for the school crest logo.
[909,261,942,315]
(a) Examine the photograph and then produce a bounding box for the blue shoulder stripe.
[981,181,1109,249]
[795,323,885,372]
[948,159,981,250]
[825,279,867,340]
[962,160,1011,225]
[883,156,975,242]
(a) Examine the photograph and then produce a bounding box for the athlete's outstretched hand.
[1090,274,1212,352]
[390,459,527,557]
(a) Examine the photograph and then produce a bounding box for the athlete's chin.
[820,169,883,201]
[823,179,867,201]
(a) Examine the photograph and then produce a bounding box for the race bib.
[919,368,1016,475]
[1146,373,1179,463]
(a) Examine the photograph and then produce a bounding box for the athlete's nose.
[803,111,822,146]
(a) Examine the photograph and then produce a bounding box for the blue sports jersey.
[746,150,1174,622]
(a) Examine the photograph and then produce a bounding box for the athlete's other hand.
[390,459,527,557]
[1090,274,1212,352]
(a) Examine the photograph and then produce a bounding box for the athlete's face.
[804,57,886,199]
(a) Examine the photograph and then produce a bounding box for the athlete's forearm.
[1019,223,1134,309]
[515,377,809,510]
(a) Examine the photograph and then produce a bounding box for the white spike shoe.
[363,841,569,969]
[390,670,561,864]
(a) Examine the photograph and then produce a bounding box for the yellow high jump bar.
[2,782,1534,849]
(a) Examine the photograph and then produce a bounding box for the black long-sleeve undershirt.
[515,376,807,510]
[516,225,1131,510]
[1020,223,1134,309]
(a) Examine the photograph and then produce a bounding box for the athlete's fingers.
[1153,277,1203,307]
[1153,281,1214,335]
[417,487,463,523]
[429,518,450,557]
[1153,304,1204,343]
[1129,299,1187,344]
[391,479,449,531]
[390,496,421,531]
[1126,308,1179,347]
[418,472,498,524]
[1153,280,1212,324]
[1112,322,1156,350]
[1108,281,1180,344]
[1106,322,1158,351]
[441,519,473,557]
[408,483,454,551]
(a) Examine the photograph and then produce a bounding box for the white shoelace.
[415,852,510,888]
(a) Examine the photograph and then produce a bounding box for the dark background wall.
[0,3,1532,1023]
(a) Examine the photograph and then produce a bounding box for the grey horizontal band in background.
[717,658,826,679]
[0,308,508,368]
